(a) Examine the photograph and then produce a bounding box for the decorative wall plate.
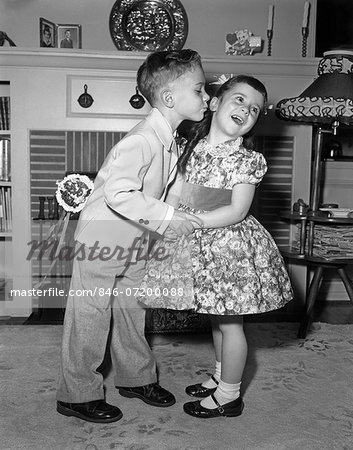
[109,0,188,52]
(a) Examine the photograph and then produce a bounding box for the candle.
[302,1,310,28]
[267,5,274,30]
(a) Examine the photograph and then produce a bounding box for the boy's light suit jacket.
[74,108,178,253]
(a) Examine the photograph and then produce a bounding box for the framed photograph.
[39,17,56,48]
[56,24,82,49]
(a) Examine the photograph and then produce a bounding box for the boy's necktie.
[169,139,179,157]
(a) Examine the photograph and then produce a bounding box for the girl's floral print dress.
[140,137,293,315]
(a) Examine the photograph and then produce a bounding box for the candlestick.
[302,1,310,28]
[37,196,46,220]
[267,29,273,56]
[47,196,55,220]
[267,5,274,31]
[301,27,309,57]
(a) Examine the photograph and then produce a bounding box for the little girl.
[140,75,293,418]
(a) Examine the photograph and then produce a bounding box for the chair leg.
[297,266,324,339]
[337,267,353,305]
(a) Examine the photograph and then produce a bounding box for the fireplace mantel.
[0,47,319,79]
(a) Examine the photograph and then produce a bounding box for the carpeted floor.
[1,322,352,450]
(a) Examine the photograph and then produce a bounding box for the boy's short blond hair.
[137,49,202,106]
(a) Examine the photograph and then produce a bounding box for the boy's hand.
[165,210,203,238]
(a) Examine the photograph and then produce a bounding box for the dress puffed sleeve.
[231,151,268,187]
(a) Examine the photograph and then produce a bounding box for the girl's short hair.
[137,49,202,105]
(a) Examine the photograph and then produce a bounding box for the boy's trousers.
[56,242,156,403]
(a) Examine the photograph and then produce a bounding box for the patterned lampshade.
[276,51,353,126]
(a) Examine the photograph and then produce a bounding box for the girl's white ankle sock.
[201,361,221,388]
[200,380,241,409]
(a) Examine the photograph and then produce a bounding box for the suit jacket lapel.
[146,108,179,190]
[166,141,178,185]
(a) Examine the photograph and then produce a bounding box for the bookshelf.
[0,81,12,316]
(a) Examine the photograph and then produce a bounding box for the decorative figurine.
[293,198,310,215]
[225,29,262,56]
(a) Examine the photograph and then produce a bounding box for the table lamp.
[276,50,353,211]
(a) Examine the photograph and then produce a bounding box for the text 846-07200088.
[97,287,184,297]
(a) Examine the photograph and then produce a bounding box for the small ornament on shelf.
[293,198,310,215]
[225,29,262,56]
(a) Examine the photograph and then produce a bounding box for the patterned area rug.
[1,322,352,450]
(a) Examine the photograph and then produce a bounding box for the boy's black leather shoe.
[185,375,218,398]
[118,382,176,407]
[57,400,123,423]
[183,394,244,418]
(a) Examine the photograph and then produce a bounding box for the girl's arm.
[194,183,256,229]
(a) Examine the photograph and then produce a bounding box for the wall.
[0,0,317,58]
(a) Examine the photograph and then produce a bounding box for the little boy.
[56,49,209,423]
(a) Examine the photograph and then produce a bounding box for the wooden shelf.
[0,47,320,75]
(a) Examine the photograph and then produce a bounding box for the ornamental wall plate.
[109,0,188,52]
